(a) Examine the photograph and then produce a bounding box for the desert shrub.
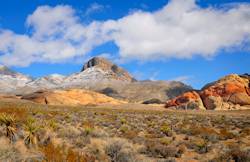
[84,138,108,162]
[189,126,219,143]
[82,121,95,129]
[57,125,81,139]
[239,128,250,137]
[187,138,210,154]
[0,113,17,142]
[66,148,95,162]
[36,129,55,147]
[156,158,176,162]
[105,138,138,162]
[159,138,172,146]
[119,125,129,134]
[74,136,91,148]
[142,99,163,104]
[40,142,64,161]
[46,119,58,130]
[0,137,22,161]
[160,123,173,137]
[120,118,127,125]
[144,141,177,158]
[122,130,138,139]
[219,128,235,140]
[91,128,108,138]
[82,126,94,137]
[86,138,139,162]
[211,148,250,162]
[41,142,94,162]
[177,144,187,155]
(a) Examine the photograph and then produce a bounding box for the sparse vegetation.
[0,100,249,161]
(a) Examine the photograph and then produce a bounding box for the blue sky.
[0,0,250,89]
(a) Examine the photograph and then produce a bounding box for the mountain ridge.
[0,57,192,102]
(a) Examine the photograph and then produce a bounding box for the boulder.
[165,91,206,110]
[202,96,222,110]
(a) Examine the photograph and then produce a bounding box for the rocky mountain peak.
[82,57,114,71]
[81,57,136,82]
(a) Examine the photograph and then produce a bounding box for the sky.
[0,0,249,89]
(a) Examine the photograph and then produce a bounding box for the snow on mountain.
[26,74,65,89]
[0,66,32,93]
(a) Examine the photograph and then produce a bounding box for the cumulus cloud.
[0,5,111,66]
[0,0,250,66]
[111,0,250,60]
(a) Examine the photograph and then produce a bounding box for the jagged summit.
[82,57,114,71]
[81,57,136,82]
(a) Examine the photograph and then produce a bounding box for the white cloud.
[110,0,250,60]
[0,5,111,66]
[84,3,107,16]
[0,0,250,66]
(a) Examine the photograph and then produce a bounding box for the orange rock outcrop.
[165,74,250,110]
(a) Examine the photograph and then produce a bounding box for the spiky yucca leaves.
[0,113,17,142]
[24,117,39,148]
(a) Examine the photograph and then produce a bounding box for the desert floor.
[0,98,249,162]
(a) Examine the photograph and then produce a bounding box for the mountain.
[26,74,65,89]
[23,57,136,89]
[0,58,192,102]
[0,65,32,93]
[165,74,250,110]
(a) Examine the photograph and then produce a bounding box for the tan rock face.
[228,93,250,105]
[202,96,222,110]
[165,74,250,110]
[21,89,126,106]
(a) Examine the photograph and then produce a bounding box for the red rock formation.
[165,74,250,110]
[165,91,205,110]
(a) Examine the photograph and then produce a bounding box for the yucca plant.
[0,113,17,142]
[24,117,39,148]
